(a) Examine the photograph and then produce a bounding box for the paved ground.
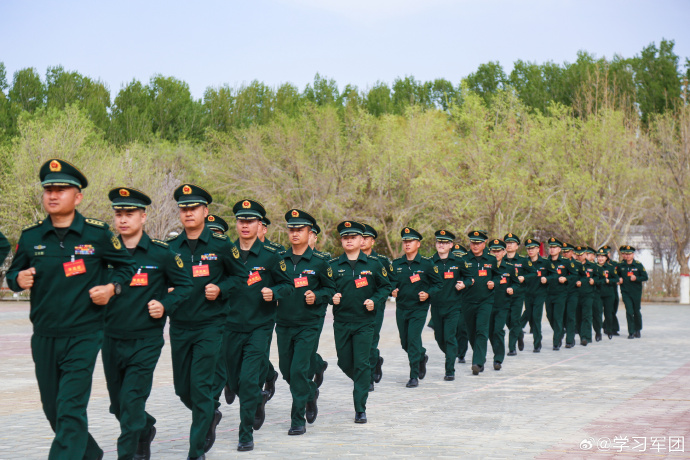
[0,301,688,459]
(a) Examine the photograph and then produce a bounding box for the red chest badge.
[557,268,562,275]
[537,270,542,276]
[500,277,507,284]
[409,274,421,283]
[247,271,262,285]
[478,269,487,277]
[130,272,149,286]
[444,272,454,279]
[294,276,308,288]
[355,277,369,288]
[63,259,86,277]
[193,264,210,277]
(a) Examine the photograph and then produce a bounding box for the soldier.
[458,230,499,375]
[452,243,470,363]
[577,247,601,345]
[361,223,393,389]
[166,184,244,460]
[565,246,585,348]
[260,216,286,251]
[6,159,136,460]
[226,199,294,451]
[603,245,622,336]
[307,222,330,389]
[206,214,229,235]
[596,247,620,339]
[104,187,194,460]
[617,245,648,339]
[329,221,391,422]
[521,239,549,352]
[544,238,578,350]
[503,233,534,356]
[429,230,463,380]
[0,229,9,262]
[488,239,517,370]
[275,209,335,435]
[391,227,442,387]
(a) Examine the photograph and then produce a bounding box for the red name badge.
[193,264,210,277]
[557,268,562,275]
[500,277,507,284]
[444,272,454,279]
[409,273,421,283]
[627,271,633,277]
[130,273,149,286]
[537,270,542,276]
[294,276,308,288]
[63,259,86,277]
[604,272,609,278]
[247,271,262,286]
[355,277,369,288]
[478,269,487,277]
[586,272,591,278]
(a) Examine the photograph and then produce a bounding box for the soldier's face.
[505,242,518,252]
[42,186,82,215]
[469,241,485,256]
[402,239,421,254]
[622,252,633,262]
[586,253,595,262]
[597,255,607,265]
[527,247,539,258]
[114,209,146,236]
[361,236,375,251]
[288,226,310,246]
[341,234,362,251]
[549,246,561,257]
[562,250,572,259]
[237,218,260,240]
[435,240,452,256]
[179,205,208,230]
[490,248,505,261]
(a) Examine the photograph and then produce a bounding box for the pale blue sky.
[2,0,689,99]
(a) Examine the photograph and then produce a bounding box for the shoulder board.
[269,241,285,249]
[263,243,277,252]
[422,256,432,261]
[393,256,404,263]
[22,220,43,232]
[212,233,228,240]
[277,249,287,256]
[313,251,330,260]
[329,257,339,264]
[85,218,107,228]
[165,233,181,242]
[151,238,169,248]
[366,254,379,261]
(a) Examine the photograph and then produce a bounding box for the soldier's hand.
[17,267,36,290]
[419,291,429,302]
[518,275,524,283]
[333,293,342,305]
[89,283,115,306]
[487,281,494,290]
[589,278,595,285]
[391,288,399,298]
[168,287,175,293]
[558,276,567,284]
[507,287,514,295]
[540,277,547,284]
[617,278,623,285]
[205,283,221,300]
[148,299,165,319]
[576,280,582,287]
[305,290,316,305]
[261,287,274,301]
[364,299,374,311]
[455,281,465,291]
[630,274,636,282]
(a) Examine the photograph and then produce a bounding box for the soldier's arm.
[637,263,649,282]
[101,228,137,286]
[371,262,393,306]
[311,259,337,307]
[426,261,444,298]
[545,262,558,284]
[5,234,28,292]
[158,249,194,317]
[217,239,245,299]
[0,230,10,263]
[610,265,620,284]
[268,252,295,301]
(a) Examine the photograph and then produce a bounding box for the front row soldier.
[596,248,620,339]
[276,209,335,435]
[617,245,648,339]
[522,239,549,352]
[104,187,193,460]
[430,230,463,380]
[488,239,516,370]
[7,159,137,460]
[330,221,391,423]
[452,243,470,363]
[391,227,442,387]
[166,184,244,460]
[459,230,498,375]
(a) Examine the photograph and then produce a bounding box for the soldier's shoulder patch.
[279,259,287,271]
[212,232,227,240]
[433,265,439,273]
[327,266,333,277]
[571,262,575,268]
[263,243,277,252]
[85,218,107,228]
[21,220,42,232]
[175,254,184,268]
[111,234,122,250]
[151,238,169,248]
[382,266,388,277]
[528,261,533,266]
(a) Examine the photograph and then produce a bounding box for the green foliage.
[632,39,682,123]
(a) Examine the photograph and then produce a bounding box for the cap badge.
[49,160,61,172]
[242,200,251,209]
[345,222,352,228]
[119,189,130,197]
[440,230,446,235]
[405,228,410,233]
[182,185,192,195]
[474,231,479,236]
[291,210,299,217]
[208,215,215,221]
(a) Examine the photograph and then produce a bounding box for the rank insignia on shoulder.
[22,221,42,231]
[85,218,106,227]
[212,233,227,240]
[151,239,169,248]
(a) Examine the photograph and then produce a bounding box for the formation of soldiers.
[0,158,649,460]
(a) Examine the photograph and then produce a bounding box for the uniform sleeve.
[566,262,580,286]
[546,261,558,285]
[101,228,137,286]
[519,258,536,293]
[311,259,337,307]
[384,258,396,286]
[371,262,392,307]
[636,263,649,282]
[5,233,28,292]
[610,265,620,284]
[457,256,475,289]
[509,263,520,288]
[217,239,245,299]
[0,230,10,263]
[426,260,443,298]
[268,252,295,301]
[158,249,194,316]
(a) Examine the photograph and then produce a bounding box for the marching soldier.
[617,246,648,339]
[565,246,585,348]
[276,209,335,435]
[329,221,391,422]
[226,199,294,451]
[488,239,517,370]
[166,184,245,460]
[544,238,578,350]
[6,159,136,460]
[430,230,463,380]
[391,227,442,387]
[458,230,499,375]
[577,247,601,345]
[521,239,549,352]
[503,233,534,356]
[603,245,622,336]
[452,243,470,363]
[104,187,194,460]
[596,247,620,339]
[361,223,393,389]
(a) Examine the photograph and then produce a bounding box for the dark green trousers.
[369,302,386,383]
[621,291,643,334]
[225,324,274,443]
[578,294,594,342]
[613,294,621,332]
[31,331,104,460]
[212,324,229,410]
[602,294,616,333]
[592,295,603,335]
[545,294,567,347]
[430,306,459,375]
[506,295,524,352]
[565,292,579,345]
[276,323,321,427]
[309,316,326,382]
[456,307,469,359]
[489,301,509,363]
[102,335,163,460]
[333,321,374,412]
[463,300,492,366]
[524,293,546,349]
[395,308,428,378]
[170,324,223,458]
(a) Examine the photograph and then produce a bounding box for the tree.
[303,73,339,107]
[365,82,392,116]
[465,61,507,105]
[46,66,111,132]
[8,67,45,113]
[109,79,154,144]
[148,74,204,141]
[632,39,682,123]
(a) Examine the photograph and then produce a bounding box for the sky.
[2,0,689,100]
